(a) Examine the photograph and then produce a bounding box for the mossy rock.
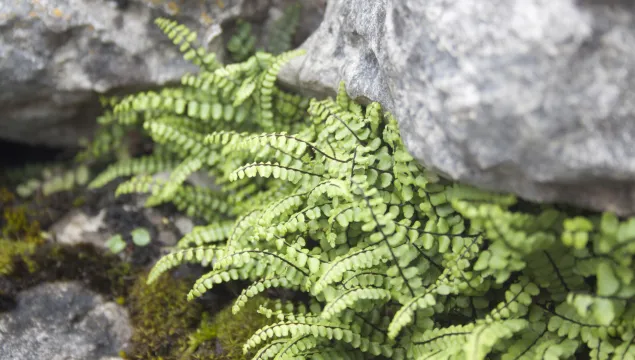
[124,271,272,360]
[183,296,274,360]
[0,185,271,360]
[0,187,45,276]
[3,243,134,300]
[124,273,202,360]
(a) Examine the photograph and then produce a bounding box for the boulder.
[0,0,324,148]
[279,0,635,215]
[0,281,131,360]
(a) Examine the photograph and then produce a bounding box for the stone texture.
[50,208,108,248]
[0,0,270,148]
[0,281,131,360]
[279,0,635,215]
[48,180,187,254]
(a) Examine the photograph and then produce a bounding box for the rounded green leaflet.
[131,227,152,247]
[106,234,127,254]
[597,262,620,296]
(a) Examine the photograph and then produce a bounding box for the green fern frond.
[464,319,528,360]
[88,155,179,189]
[176,221,234,249]
[411,323,474,359]
[84,16,635,360]
[188,266,256,300]
[233,276,303,315]
[147,245,224,284]
[320,287,391,320]
[148,155,204,205]
[266,2,301,55]
[227,20,257,62]
[155,17,220,70]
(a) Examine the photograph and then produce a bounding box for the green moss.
[0,187,135,303]
[0,187,44,275]
[0,239,36,275]
[1,189,43,243]
[0,187,133,299]
[184,296,274,360]
[124,274,273,360]
[7,243,134,299]
[125,273,203,360]
[0,186,269,359]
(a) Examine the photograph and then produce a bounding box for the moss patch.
[0,187,45,276]
[0,186,271,359]
[184,296,274,360]
[5,243,134,300]
[124,273,274,360]
[0,239,37,276]
[124,272,202,359]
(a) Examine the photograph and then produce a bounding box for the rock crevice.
[280,0,635,215]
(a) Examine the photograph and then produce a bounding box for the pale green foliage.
[131,227,151,247]
[155,17,221,71]
[266,1,302,55]
[88,19,635,360]
[76,92,150,165]
[15,164,91,198]
[105,227,151,254]
[227,2,301,62]
[106,234,127,254]
[227,20,257,62]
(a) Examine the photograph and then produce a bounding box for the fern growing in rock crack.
[266,1,302,55]
[87,18,635,360]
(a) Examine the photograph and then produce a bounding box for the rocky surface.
[280,0,635,215]
[0,0,323,148]
[50,209,109,248]
[49,184,187,261]
[0,281,131,360]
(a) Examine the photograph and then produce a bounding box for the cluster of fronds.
[227,20,257,63]
[227,1,301,62]
[12,164,91,198]
[88,19,635,360]
[266,2,302,55]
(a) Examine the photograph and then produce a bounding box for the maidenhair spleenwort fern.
[87,18,635,360]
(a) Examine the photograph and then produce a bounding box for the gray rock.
[50,209,109,248]
[279,0,635,215]
[0,0,325,148]
[0,282,131,360]
[174,216,194,235]
[157,230,178,246]
[0,0,271,148]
